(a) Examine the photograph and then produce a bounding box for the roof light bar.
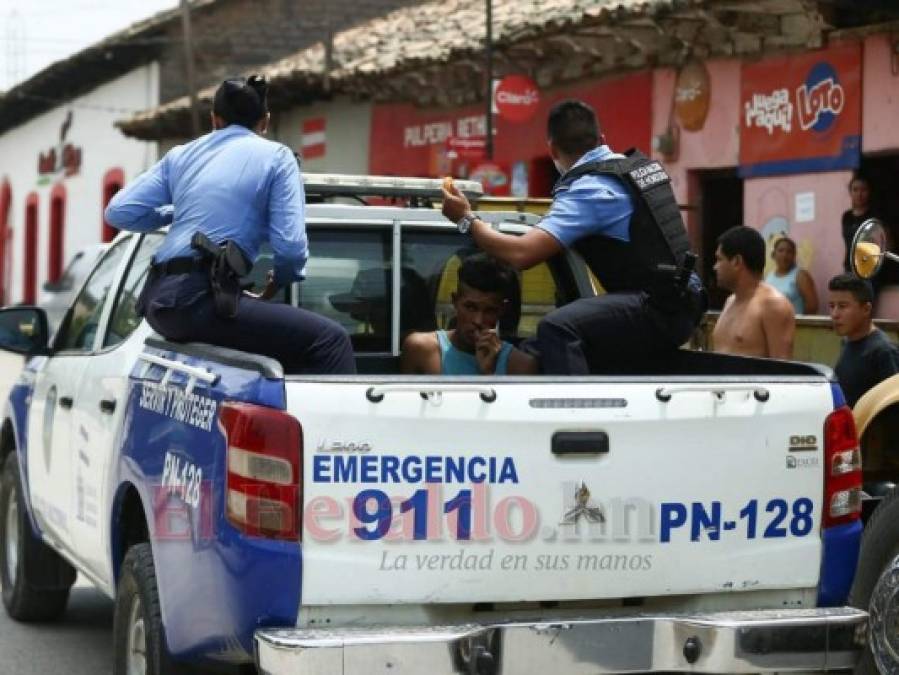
[303,173,484,200]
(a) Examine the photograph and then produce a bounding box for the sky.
[0,0,178,91]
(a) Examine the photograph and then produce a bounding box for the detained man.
[401,254,537,375]
[713,226,795,359]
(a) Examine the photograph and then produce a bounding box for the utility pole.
[180,0,201,137]
[485,0,494,160]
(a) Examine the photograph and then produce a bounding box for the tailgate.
[290,378,832,605]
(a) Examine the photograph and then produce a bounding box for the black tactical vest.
[552,149,691,295]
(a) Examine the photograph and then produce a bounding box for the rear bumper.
[254,606,866,674]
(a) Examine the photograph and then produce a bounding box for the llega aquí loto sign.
[739,44,861,178]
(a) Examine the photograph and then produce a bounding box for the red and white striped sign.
[301,118,326,160]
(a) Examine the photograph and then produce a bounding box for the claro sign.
[494,75,540,124]
[739,44,861,178]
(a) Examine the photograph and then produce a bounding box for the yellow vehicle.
[476,196,552,216]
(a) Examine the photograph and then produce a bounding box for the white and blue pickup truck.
[0,175,870,675]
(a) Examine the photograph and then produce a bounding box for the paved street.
[0,577,114,675]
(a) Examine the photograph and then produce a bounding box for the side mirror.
[0,307,50,356]
[851,218,899,279]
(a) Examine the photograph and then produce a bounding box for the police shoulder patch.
[628,162,670,191]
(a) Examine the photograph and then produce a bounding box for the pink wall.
[651,59,741,234]
[744,171,852,312]
[862,34,899,154]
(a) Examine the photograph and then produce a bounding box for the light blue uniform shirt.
[537,145,635,247]
[104,124,307,287]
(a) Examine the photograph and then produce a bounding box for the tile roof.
[119,0,824,139]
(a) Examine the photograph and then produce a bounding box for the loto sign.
[739,44,861,177]
[494,75,540,124]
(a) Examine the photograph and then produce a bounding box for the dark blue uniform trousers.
[141,271,356,375]
[536,290,699,375]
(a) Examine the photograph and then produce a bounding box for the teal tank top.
[437,330,512,375]
[765,267,804,314]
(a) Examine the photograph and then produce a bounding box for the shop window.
[48,184,66,284]
[0,181,10,306]
[23,193,38,304]
[101,168,124,243]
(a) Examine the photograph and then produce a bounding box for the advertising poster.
[739,44,861,177]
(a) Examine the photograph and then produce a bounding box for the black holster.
[191,232,252,319]
[647,252,705,321]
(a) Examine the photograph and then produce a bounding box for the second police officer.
[441,100,705,374]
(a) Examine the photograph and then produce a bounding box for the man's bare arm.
[762,296,795,359]
[400,333,441,374]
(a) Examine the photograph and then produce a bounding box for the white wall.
[0,63,159,304]
[273,99,372,174]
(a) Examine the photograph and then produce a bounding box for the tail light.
[823,406,862,528]
[220,402,302,540]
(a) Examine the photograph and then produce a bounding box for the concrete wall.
[862,33,899,154]
[743,171,851,313]
[274,100,372,174]
[651,60,742,207]
[0,64,159,304]
[651,59,742,263]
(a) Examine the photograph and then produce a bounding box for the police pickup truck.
[0,175,868,674]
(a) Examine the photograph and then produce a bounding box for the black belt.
[150,256,209,276]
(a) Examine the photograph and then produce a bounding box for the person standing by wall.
[765,236,818,315]
[842,175,877,274]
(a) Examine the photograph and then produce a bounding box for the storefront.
[369,71,652,197]
[739,43,861,313]
[654,43,867,314]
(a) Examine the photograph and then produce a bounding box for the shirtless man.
[712,226,795,359]
[401,254,537,375]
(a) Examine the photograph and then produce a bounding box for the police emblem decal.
[561,482,605,525]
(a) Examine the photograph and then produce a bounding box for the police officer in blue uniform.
[105,75,355,374]
[441,100,704,374]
